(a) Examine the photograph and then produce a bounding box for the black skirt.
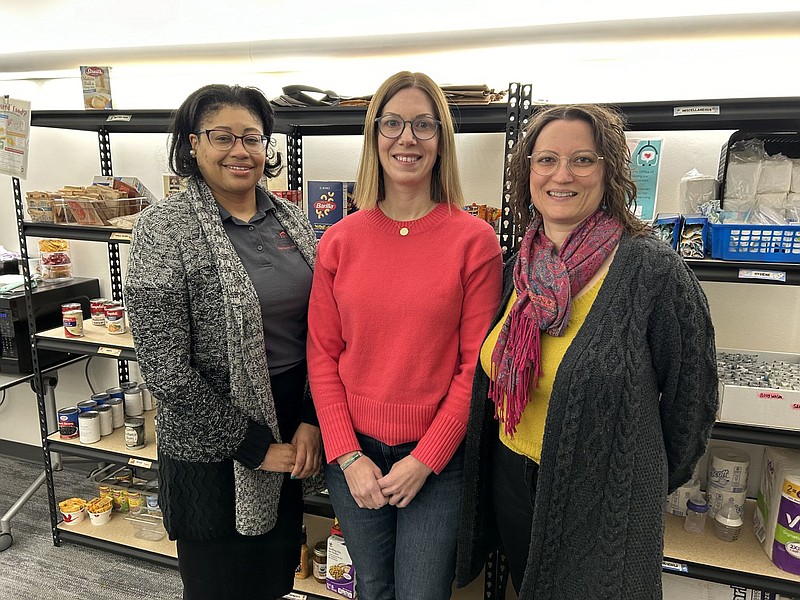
[173,361,307,599]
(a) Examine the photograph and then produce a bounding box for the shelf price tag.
[128,458,152,469]
[661,560,688,573]
[738,269,786,283]
[281,594,307,600]
[106,115,132,122]
[109,232,132,242]
[97,346,122,357]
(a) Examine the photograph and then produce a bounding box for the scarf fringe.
[490,313,541,436]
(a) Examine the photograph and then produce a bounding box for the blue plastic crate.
[710,223,800,263]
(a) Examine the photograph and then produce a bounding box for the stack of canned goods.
[57,380,154,446]
[717,351,800,390]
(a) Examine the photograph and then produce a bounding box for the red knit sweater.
[307,203,502,473]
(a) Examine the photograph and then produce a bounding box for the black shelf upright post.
[97,126,129,384]
[13,176,61,546]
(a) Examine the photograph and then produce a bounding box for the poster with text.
[0,97,31,179]
[627,138,662,221]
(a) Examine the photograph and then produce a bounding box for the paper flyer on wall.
[627,138,662,221]
[0,96,31,179]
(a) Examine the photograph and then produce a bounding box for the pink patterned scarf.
[490,208,623,435]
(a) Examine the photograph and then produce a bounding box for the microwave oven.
[0,277,101,374]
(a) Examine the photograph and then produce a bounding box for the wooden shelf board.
[58,510,176,558]
[664,499,800,585]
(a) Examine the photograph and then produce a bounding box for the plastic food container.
[126,512,167,541]
[58,498,87,525]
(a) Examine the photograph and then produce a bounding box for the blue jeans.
[324,433,464,600]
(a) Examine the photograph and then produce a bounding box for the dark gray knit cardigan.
[126,178,316,538]
[456,233,718,599]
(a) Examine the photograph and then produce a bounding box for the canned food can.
[115,468,133,484]
[63,310,84,338]
[121,380,138,390]
[124,417,146,450]
[139,383,153,411]
[106,306,127,335]
[96,404,113,436]
[76,399,97,413]
[105,387,124,400]
[103,300,122,317]
[90,298,109,326]
[90,392,110,406]
[124,386,143,417]
[78,410,101,444]
[57,407,79,439]
[107,397,125,428]
[61,302,81,314]
[98,485,112,499]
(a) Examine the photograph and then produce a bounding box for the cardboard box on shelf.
[717,348,800,431]
[80,66,113,110]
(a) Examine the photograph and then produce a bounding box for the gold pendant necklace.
[399,227,409,236]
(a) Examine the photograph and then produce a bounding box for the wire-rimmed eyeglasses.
[375,115,441,140]
[196,129,269,153]
[528,150,604,177]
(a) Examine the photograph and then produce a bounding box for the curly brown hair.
[507,104,649,236]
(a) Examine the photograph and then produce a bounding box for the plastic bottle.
[295,524,310,579]
[684,495,709,534]
[713,499,743,542]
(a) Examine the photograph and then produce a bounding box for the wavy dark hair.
[168,84,281,179]
[508,104,648,236]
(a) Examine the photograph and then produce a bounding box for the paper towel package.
[753,447,800,575]
[792,160,800,192]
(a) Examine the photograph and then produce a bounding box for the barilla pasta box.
[326,530,356,598]
[308,181,345,238]
[80,66,113,110]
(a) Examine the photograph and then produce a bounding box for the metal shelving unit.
[12,94,800,597]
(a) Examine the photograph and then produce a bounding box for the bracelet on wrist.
[339,451,363,471]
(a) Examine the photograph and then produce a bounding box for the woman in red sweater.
[307,71,502,600]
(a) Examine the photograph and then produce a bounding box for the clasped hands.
[259,423,323,479]
[339,453,433,510]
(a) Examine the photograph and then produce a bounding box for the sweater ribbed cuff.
[317,403,360,464]
[411,412,467,474]
[232,419,274,470]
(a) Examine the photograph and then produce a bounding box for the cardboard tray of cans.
[716,347,800,430]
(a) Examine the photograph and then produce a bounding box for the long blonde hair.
[354,71,464,210]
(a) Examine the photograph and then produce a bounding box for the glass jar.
[313,540,327,584]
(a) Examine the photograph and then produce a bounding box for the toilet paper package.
[753,447,800,575]
[791,159,800,192]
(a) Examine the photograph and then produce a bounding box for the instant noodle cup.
[58,497,87,525]
[87,496,113,526]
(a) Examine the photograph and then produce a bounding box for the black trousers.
[491,435,539,595]
[176,362,306,600]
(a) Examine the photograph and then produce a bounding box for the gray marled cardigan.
[126,177,316,537]
[456,233,719,599]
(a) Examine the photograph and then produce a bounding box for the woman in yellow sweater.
[456,104,718,600]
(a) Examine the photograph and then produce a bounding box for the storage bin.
[717,131,800,200]
[710,223,800,263]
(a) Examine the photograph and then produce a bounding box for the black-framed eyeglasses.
[195,129,269,153]
[528,150,604,177]
[375,115,441,140]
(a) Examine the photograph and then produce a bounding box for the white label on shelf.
[673,106,720,116]
[282,594,307,600]
[97,346,122,357]
[738,269,786,282]
[109,232,132,242]
[661,560,688,573]
[128,458,152,469]
[106,114,132,122]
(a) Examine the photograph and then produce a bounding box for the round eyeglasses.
[528,150,604,177]
[375,115,441,140]
[196,129,269,153]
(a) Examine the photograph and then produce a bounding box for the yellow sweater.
[480,277,604,463]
